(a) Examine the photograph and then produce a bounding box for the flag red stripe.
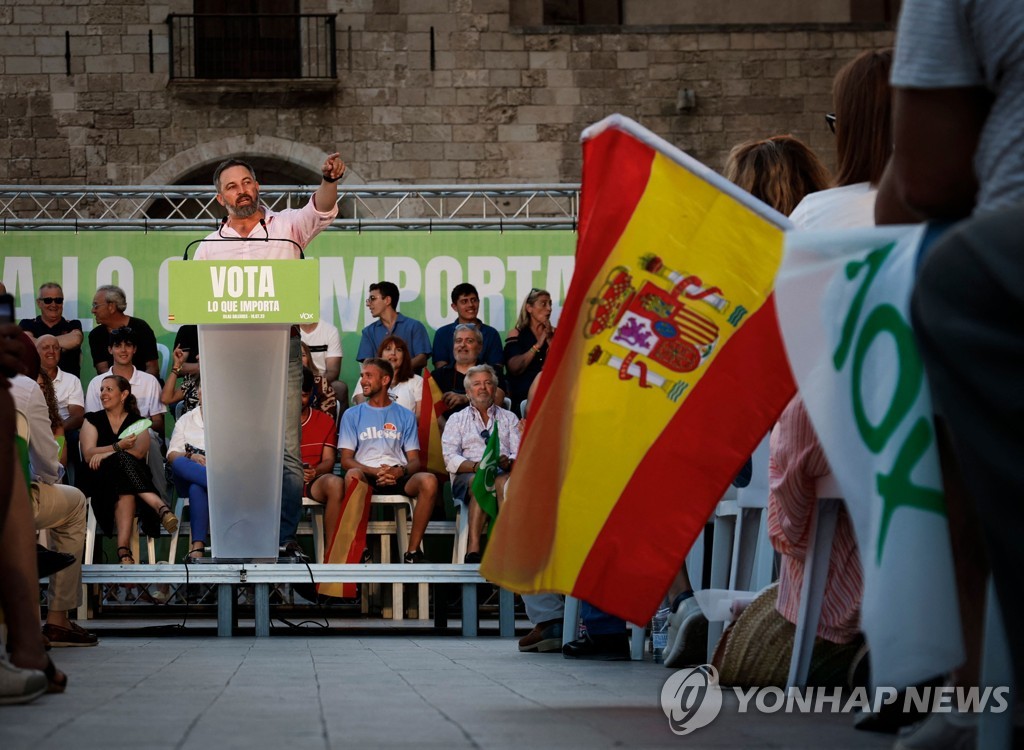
[571,295,795,623]
[482,129,655,580]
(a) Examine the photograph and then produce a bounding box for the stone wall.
[0,0,893,186]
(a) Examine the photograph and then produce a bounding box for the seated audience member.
[1,368,68,699]
[18,282,84,377]
[357,281,431,372]
[724,134,831,216]
[80,375,179,563]
[85,327,168,502]
[9,365,97,647]
[166,382,209,561]
[162,325,199,418]
[354,336,422,414]
[301,341,338,420]
[87,285,160,376]
[431,283,504,371]
[162,343,199,415]
[299,368,358,552]
[504,288,554,416]
[432,324,507,422]
[299,317,349,415]
[36,334,84,433]
[338,358,437,563]
[441,365,519,564]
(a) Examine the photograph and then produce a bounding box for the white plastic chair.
[785,472,842,689]
[371,493,428,620]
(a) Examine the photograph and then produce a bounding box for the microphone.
[182,214,305,260]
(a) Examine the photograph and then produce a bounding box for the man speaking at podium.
[196,153,345,559]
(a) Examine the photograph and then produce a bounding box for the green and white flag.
[472,427,501,525]
[776,224,963,691]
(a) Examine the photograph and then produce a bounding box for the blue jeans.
[581,602,626,636]
[170,457,209,544]
[279,336,303,544]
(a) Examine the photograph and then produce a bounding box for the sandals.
[158,506,179,534]
[117,546,135,564]
[43,656,67,694]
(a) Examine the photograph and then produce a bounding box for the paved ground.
[1,617,896,750]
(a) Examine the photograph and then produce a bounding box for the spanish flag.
[317,477,373,599]
[418,368,447,475]
[481,115,796,623]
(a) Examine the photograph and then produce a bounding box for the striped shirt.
[767,396,863,644]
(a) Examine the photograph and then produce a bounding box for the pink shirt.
[195,195,337,260]
[767,396,863,644]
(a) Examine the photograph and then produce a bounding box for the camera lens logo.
[660,664,723,735]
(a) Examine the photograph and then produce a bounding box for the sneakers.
[0,659,48,705]
[278,539,310,562]
[42,621,99,648]
[403,549,428,564]
[663,596,708,668]
[562,632,630,661]
[464,551,482,564]
[519,619,563,653]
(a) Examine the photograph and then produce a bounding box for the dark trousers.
[911,203,1024,688]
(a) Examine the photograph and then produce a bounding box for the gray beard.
[230,201,259,219]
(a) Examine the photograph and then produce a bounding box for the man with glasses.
[18,283,84,377]
[432,324,507,423]
[441,364,519,564]
[357,281,431,372]
[87,285,160,377]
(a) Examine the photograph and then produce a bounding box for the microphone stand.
[183,215,305,260]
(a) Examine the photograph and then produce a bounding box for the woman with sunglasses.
[504,288,553,417]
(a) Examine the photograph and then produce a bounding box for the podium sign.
[167,260,318,325]
[168,260,318,560]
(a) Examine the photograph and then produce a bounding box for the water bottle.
[651,606,671,663]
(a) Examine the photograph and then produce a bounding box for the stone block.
[7,57,42,75]
[528,50,567,69]
[530,87,579,106]
[753,32,787,50]
[393,142,444,160]
[497,123,536,142]
[443,141,485,160]
[13,7,43,24]
[697,34,729,51]
[617,51,648,69]
[413,123,452,141]
[441,105,479,124]
[516,105,573,124]
[488,68,520,87]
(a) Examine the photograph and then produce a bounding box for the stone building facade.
[0,0,894,189]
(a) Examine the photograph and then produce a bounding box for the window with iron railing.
[168,1,336,80]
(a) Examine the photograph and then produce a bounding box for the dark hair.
[213,158,257,191]
[724,135,831,216]
[370,281,400,310]
[37,371,62,432]
[102,374,141,419]
[108,326,137,347]
[362,357,394,384]
[377,335,413,384]
[301,366,315,393]
[450,282,479,305]
[16,330,41,379]
[832,48,894,187]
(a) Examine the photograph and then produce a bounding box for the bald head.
[36,334,61,372]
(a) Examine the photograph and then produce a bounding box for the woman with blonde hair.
[725,135,831,216]
[504,288,553,416]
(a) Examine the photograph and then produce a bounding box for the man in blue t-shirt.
[356,281,432,371]
[338,357,438,562]
[431,283,504,371]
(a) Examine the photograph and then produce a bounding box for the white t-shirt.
[788,183,877,230]
[299,319,343,375]
[85,366,167,419]
[388,374,422,415]
[51,368,85,422]
[168,405,205,456]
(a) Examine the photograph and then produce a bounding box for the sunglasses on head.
[39,296,64,304]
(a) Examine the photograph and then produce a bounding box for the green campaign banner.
[168,260,320,324]
[2,229,575,388]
